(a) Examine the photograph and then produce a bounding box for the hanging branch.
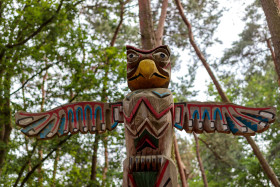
[193,132,208,187]
[110,0,130,47]
[19,134,72,187]
[173,135,188,187]
[13,141,38,187]
[174,0,280,186]
[174,0,230,103]
[6,1,64,49]
[17,92,78,187]
[10,61,60,96]
[198,137,231,167]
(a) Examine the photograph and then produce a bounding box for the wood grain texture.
[174,102,276,136]
[123,88,173,157]
[15,102,123,139]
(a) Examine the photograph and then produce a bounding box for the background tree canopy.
[0,0,279,186]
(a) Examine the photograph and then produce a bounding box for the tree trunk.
[193,132,208,187]
[261,0,280,87]
[174,135,188,187]
[37,146,43,186]
[138,0,169,49]
[138,0,155,49]
[155,0,169,46]
[245,136,280,187]
[174,0,280,186]
[101,136,108,187]
[90,132,100,185]
[51,148,60,187]
[38,67,48,185]
[0,68,12,176]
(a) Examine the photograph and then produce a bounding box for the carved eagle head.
[126,45,171,91]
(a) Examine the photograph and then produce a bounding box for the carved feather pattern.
[15,102,123,139]
[174,102,276,135]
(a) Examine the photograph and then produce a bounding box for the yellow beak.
[133,59,166,79]
[128,59,169,90]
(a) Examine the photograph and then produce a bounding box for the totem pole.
[15,45,276,187]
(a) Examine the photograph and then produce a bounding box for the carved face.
[126,45,171,91]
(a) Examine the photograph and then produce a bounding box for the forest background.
[0,0,280,186]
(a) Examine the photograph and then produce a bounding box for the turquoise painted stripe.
[85,105,93,121]
[235,116,257,132]
[213,108,222,120]
[244,113,269,122]
[202,110,210,120]
[58,117,66,135]
[21,117,47,133]
[226,116,239,134]
[152,91,170,98]
[174,123,183,130]
[68,109,74,123]
[94,106,102,120]
[76,107,83,122]
[39,121,54,138]
[111,121,118,129]
[192,110,200,119]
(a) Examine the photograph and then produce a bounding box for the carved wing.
[15,101,124,139]
[174,102,276,135]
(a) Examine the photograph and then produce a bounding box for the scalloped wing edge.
[174,102,276,136]
[15,101,124,140]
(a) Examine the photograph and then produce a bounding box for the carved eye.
[127,52,139,62]
[153,52,169,62]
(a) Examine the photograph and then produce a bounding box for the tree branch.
[10,61,60,96]
[175,0,280,186]
[193,132,208,187]
[174,0,230,103]
[110,1,126,47]
[155,0,169,46]
[19,135,72,187]
[266,37,280,87]
[174,135,188,187]
[198,137,232,167]
[6,1,64,48]
[13,141,38,187]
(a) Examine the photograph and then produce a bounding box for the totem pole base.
[123,156,177,187]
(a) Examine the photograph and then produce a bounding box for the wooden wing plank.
[15,101,124,140]
[174,102,276,135]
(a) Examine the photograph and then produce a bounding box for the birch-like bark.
[175,0,280,186]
